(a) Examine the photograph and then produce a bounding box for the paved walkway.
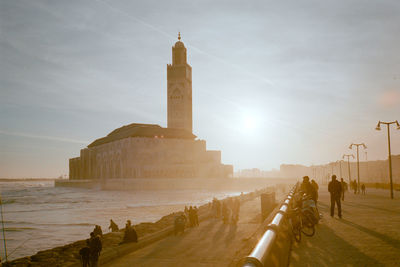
[104,195,273,267]
[290,187,400,267]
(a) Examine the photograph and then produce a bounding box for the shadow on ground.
[289,223,384,267]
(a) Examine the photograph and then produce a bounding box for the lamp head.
[349,144,353,149]
[396,120,400,130]
[362,143,367,149]
[375,121,381,131]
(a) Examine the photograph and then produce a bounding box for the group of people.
[184,206,199,227]
[79,219,138,266]
[350,180,366,195]
[329,176,365,218]
[299,176,319,203]
[212,197,240,224]
[79,228,103,267]
[301,174,369,220]
[173,206,200,236]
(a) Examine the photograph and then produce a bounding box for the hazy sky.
[1,0,400,178]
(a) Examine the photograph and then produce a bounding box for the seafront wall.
[4,186,281,267]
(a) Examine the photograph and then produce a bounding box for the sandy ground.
[103,194,278,267]
[289,187,400,267]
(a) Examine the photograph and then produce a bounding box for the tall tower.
[167,33,192,133]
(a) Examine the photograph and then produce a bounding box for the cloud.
[0,130,88,144]
[378,90,400,108]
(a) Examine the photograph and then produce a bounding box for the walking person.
[352,180,357,194]
[328,175,342,218]
[361,184,366,195]
[193,206,199,226]
[340,178,346,201]
[188,206,194,227]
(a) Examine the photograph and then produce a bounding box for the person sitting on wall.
[120,220,138,244]
[93,225,103,237]
[108,219,119,232]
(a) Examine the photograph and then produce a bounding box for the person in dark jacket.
[300,176,317,202]
[340,178,346,201]
[79,239,91,267]
[93,225,103,237]
[89,232,102,267]
[311,179,319,202]
[328,175,342,218]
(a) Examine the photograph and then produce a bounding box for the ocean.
[0,180,244,260]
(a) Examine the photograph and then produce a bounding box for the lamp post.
[343,154,354,186]
[349,143,367,193]
[336,160,343,179]
[375,120,400,199]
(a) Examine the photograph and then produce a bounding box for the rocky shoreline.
[3,188,275,267]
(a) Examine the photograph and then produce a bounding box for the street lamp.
[375,120,400,199]
[349,143,367,193]
[336,160,343,179]
[343,154,354,185]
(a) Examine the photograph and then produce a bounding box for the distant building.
[69,34,233,180]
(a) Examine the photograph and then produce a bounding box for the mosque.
[69,34,233,180]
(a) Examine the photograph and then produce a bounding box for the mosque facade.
[69,35,233,180]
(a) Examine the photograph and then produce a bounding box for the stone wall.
[69,137,232,180]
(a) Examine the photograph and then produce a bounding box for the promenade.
[290,186,400,267]
[104,192,281,267]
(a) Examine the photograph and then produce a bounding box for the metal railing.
[240,183,298,267]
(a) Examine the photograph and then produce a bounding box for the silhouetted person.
[108,219,119,232]
[222,201,230,224]
[188,206,194,227]
[193,206,199,226]
[352,180,357,194]
[93,225,103,237]
[341,178,346,201]
[361,184,366,195]
[89,232,102,267]
[79,239,90,267]
[328,175,342,218]
[300,176,317,202]
[174,213,187,235]
[212,198,221,218]
[120,220,138,244]
[184,206,189,217]
[231,198,240,224]
[311,179,319,202]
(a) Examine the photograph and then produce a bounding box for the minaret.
[167,32,192,133]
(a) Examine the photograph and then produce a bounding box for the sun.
[242,114,260,133]
[244,116,256,130]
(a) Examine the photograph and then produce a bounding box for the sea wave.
[1,227,36,232]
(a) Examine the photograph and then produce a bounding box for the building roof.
[87,123,196,148]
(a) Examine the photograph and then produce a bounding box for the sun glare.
[242,114,259,133]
